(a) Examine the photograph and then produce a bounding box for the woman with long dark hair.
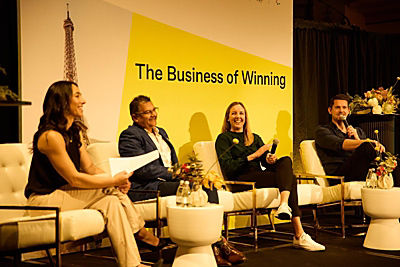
[215,102,325,252]
[25,81,160,267]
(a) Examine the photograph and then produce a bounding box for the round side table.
[361,187,400,250]
[167,204,223,267]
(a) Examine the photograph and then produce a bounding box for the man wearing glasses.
[118,95,181,201]
[119,95,244,266]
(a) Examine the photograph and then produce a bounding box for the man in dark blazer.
[119,95,243,265]
[119,95,180,201]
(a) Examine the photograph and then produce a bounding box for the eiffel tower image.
[63,4,89,144]
[63,4,78,83]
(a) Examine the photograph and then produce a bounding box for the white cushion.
[135,195,176,221]
[217,190,234,212]
[87,142,119,174]
[233,188,279,210]
[0,209,105,250]
[193,141,223,176]
[230,184,323,211]
[321,181,365,203]
[299,140,329,187]
[297,184,323,206]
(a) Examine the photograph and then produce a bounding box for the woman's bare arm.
[38,130,130,188]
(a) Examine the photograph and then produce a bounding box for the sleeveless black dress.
[25,129,81,198]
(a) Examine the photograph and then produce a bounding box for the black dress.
[25,128,80,198]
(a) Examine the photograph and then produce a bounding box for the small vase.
[377,173,394,189]
[188,183,208,207]
[365,168,377,188]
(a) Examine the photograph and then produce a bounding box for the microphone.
[270,139,280,154]
[339,115,355,139]
[339,115,350,128]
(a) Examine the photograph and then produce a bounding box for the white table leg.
[364,218,400,250]
[172,245,217,267]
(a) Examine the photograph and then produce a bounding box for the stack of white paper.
[109,150,159,176]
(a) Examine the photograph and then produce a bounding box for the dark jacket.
[118,124,178,194]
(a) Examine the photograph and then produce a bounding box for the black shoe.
[137,238,169,252]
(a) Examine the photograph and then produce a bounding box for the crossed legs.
[27,186,148,267]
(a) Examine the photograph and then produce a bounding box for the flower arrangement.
[349,77,400,115]
[0,87,19,102]
[0,66,19,102]
[365,130,398,189]
[168,138,239,206]
[373,153,397,177]
[168,153,226,190]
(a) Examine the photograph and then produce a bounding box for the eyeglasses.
[136,107,159,116]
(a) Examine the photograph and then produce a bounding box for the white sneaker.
[293,232,325,251]
[275,202,292,220]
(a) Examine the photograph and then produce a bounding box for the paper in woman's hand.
[109,150,159,176]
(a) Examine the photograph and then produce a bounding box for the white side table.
[167,204,223,267]
[361,187,400,250]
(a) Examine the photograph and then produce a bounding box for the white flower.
[372,105,382,114]
[382,102,395,114]
[367,98,379,107]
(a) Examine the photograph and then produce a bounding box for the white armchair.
[299,140,365,238]
[0,144,106,266]
[86,142,176,237]
[193,141,323,244]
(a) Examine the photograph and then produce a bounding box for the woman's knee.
[277,156,293,168]
[97,195,123,213]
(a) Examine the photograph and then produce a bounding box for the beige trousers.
[27,185,145,267]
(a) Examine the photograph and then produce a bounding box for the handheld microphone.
[339,115,349,128]
[339,115,355,139]
[270,139,280,154]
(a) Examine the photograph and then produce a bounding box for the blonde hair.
[221,102,254,146]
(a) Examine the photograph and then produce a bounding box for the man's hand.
[372,140,385,153]
[347,126,360,140]
[266,153,277,164]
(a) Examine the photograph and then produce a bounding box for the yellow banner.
[119,13,293,162]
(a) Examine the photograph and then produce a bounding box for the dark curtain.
[0,0,19,143]
[293,20,400,172]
